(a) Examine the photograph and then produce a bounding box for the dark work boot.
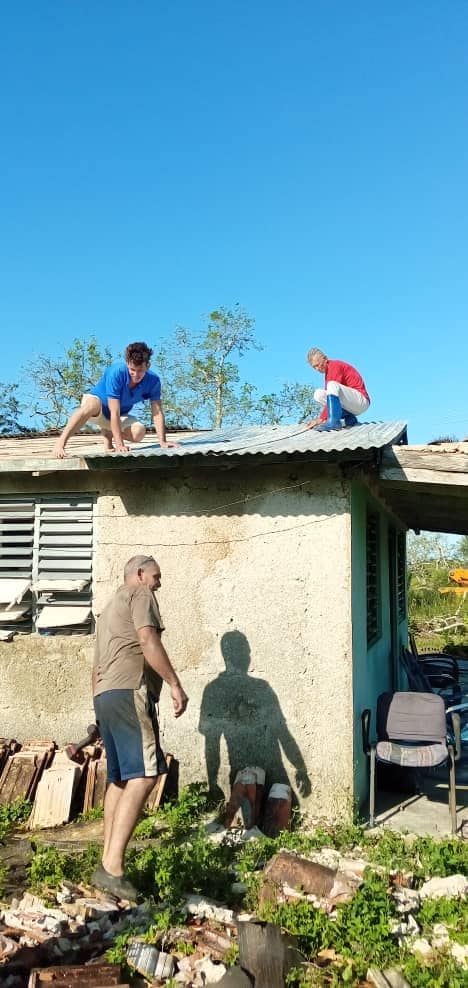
[342,411,358,427]
[316,394,342,431]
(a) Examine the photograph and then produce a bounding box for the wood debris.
[27,962,125,986]
[0,741,55,806]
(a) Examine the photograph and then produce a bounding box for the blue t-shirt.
[90,361,161,419]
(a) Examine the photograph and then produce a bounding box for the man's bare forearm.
[138,627,180,686]
[110,410,125,447]
[152,409,167,444]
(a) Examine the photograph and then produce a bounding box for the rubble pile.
[390,871,468,969]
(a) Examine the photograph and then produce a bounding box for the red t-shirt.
[320,360,370,420]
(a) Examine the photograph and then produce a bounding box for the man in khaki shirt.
[91,554,188,901]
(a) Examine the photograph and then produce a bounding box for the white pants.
[314,382,370,415]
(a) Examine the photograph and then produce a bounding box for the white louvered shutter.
[35,497,94,633]
[0,500,34,631]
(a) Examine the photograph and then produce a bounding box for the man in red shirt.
[306,348,370,431]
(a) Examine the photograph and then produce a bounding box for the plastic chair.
[401,647,468,758]
[362,691,457,834]
[409,632,460,685]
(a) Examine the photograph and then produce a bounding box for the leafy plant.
[417,896,468,945]
[28,842,100,891]
[128,828,236,903]
[75,805,104,823]
[0,798,31,841]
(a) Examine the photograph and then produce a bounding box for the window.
[397,530,407,621]
[366,509,381,646]
[0,496,94,636]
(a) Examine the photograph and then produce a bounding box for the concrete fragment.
[127,939,176,978]
[391,886,420,914]
[224,768,257,830]
[0,933,19,961]
[183,894,236,925]
[450,941,468,966]
[194,956,227,983]
[419,874,468,900]
[260,850,359,908]
[60,895,118,919]
[410,937,433,959]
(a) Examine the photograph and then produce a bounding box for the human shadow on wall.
[199,630,311,804]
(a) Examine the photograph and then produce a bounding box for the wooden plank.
[92,758,108,808]
[28,963,123,986]
[237,920,299,988]
[382,446,468,474]
[29,765,80,829]
[0,756,37,804]
[380,466,468,487]
[146,753,173,810]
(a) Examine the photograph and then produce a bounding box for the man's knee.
[126,775,157,797]
[325,381,340,397]
[131,422,146,442]
[80,395,101,418]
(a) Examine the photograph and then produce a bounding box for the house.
[0,421,411,820]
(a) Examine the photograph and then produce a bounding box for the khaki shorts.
[84,395,140,433]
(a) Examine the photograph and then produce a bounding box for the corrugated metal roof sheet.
[84,421,408,460]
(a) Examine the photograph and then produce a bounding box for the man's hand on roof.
[159,440,180,448]
[305,418,321,430]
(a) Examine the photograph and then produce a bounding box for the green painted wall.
[351,480,408,812]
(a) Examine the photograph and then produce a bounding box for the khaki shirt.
[93,584,165,698]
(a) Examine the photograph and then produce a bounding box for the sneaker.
[90,864,138,901]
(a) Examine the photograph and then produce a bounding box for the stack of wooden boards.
[0,738,173,829]
[0,737,106,828]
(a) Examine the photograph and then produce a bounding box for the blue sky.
[1,1,467,443]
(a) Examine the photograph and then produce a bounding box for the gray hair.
[124,554,157,579]
[307,347,327,363]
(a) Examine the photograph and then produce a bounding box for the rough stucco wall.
[0,462,353,820]
[0,637,95,742]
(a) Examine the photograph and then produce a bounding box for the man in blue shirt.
[53,341,178,458]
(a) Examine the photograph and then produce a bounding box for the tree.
[26,337,115,428]
[251,382,319,425]
[154,306,320,429]
[0,382,27,434]
[457,535,468,563]
[154,306,261,429]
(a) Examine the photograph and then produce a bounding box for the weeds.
[417,897,468,945]
[133,782,215,841]
[127,828,237,903]
[28,842,100,892]
[75,806,104,823]
[0,798,31,842]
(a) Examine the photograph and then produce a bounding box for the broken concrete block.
[392,886,420,914]
[224,768,257,830]
[262,783,292,838]
[450,941,468,966]
[193,956,227,983]
[260,850,359,907]
[0,933,19,961]
[183,894,236,926]
[410,937,433,960]
[419,874,468,900]
[126,939,176,978]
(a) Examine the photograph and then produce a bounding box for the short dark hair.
[125,342,153,365]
